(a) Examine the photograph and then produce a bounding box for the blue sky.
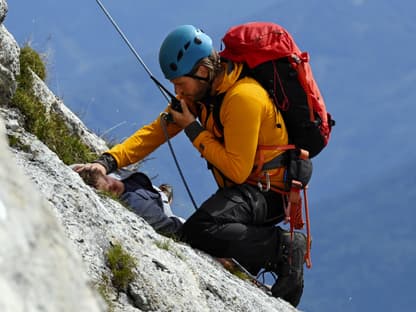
[4,0,416,311]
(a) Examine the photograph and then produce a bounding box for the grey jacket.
[117,171,184,236]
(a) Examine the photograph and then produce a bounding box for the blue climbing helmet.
[159,25,213,80]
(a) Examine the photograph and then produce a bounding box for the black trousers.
[182,184,285,274]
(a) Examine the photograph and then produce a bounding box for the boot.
[270,227,306,307]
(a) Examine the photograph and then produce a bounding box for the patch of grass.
[155,239,172,251]
[228,267,251,281]
[155,238,185,260]
[106,243,137,294]
[19,44,46,85]
[7,134,31,153]
[10,44,97,164]
[219,259,252,282]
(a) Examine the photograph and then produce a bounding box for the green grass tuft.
[7,134,31,153]
[19,45,47,83]
[228,267,251,281]
[155,239,172,251]
[106,243,137,293]
[9,44,98,164]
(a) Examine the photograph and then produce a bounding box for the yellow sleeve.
[192,80,267,184]
[106,110,182,168]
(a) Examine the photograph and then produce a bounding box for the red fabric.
[220,22,302,68]
[296,59,332,145]
[220,22,332,146]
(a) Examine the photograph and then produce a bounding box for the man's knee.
[198,185,267,223]
[181,209,212,240]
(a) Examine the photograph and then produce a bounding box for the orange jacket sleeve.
[106,109,182,168]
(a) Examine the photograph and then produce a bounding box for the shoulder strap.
[212,92,226,136]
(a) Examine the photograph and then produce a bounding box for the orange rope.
[303,187,312,269]
[286,180,304,230]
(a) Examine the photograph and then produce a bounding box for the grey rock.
[0,0,19,106]
[0,118,105,312]
[0,0,7,24]
[0,0,19,94]
[7,127,297,312]
[0,24,19,106]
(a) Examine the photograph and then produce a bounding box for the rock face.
[0,1,299,311]
[0,117,105,312]
[0,0,6,23]
[0,0,19,107]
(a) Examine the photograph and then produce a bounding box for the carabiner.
[257,172,271,192]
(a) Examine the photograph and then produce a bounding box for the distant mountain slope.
[302,158,416,311]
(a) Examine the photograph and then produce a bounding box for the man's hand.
[71,162,106,175]
[168,99,196,129]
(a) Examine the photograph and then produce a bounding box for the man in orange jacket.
[74,25,307,307]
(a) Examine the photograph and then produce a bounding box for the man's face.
[172,66,210,102]
[95,174,125,197]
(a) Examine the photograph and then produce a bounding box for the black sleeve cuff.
[184,121,205,142]
[93,153,118,174]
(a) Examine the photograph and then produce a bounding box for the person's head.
[78,168,125,197]
[159,25,222,102]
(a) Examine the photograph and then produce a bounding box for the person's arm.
[72,108,182,174]
[121,190,183,236]
[106,110,182,170]
[184,82,268,184]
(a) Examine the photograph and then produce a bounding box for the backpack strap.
[211,92,226,136]
[211,61,249,136]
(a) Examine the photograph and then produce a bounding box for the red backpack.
[219,22,335,158]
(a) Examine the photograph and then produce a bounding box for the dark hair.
[188,51,222,83]
[78,169,102,187]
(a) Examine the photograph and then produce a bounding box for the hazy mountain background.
[5,0,416,311]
